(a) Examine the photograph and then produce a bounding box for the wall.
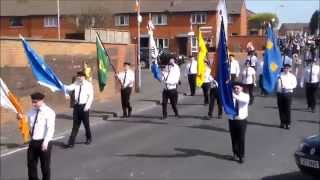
[0,38,137,123]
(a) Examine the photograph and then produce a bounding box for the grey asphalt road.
[1,91,319,180]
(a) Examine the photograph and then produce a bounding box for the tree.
[249,13,279,29]
[309,10,319,35]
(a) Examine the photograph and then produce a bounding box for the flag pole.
[57,0,61,40]
[135,0,142,92]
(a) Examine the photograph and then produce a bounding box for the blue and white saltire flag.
[262,24,282,93]
[148,19,161,81]
[20,35,67,95]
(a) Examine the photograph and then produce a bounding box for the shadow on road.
[261,171,315,180]
[297,120,320,124]
[264,106,310,113]
[0,143,26,149]
[247,121,280,129]
[116,147,235,162]
[107,119,168,125]
[187,124,229,133]
[56,114,73,120]
[137,99,161,105]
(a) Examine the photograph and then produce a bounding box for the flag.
[21,36,67,95]
[196,31,208,87]
[262,24,282,93]
[217,19,237,118]
[216,0,228,47]
[96,33,110,91]
[0,78,30,143]
[148,19,161,81]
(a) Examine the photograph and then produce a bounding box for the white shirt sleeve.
[84,82,94,110]
[43,109,55,147]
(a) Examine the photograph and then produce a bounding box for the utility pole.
[57,0,61,40]
[136,0,142,92]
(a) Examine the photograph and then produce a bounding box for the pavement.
[1,68,320,179]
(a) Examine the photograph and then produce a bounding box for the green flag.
[96,34,109,91]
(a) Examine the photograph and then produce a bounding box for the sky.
[246,0,319,27]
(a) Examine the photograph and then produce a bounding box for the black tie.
[235,100,239,115]
[123,71,127,88]
[77,85,82,104]
[189,61,192,74]
[309,64,313,83]
[30,109,40,138]
[245,68,248,79]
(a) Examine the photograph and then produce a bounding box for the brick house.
[278,23,310,36]
[1,0,248,55]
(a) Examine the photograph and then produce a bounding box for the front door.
[177,37,188,56]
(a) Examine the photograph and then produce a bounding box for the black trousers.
[228,119,247,159]
[305,83,319,110]
[277,93,293,125]
[121,87,132,116]
[27,140,52,180]
[259,74,267,95]
[208,87,222,117]
[68,104,91,145]
[188,74,197,96]
[244,84,254,104]
[201,82,210,104]
[162,89,179,117]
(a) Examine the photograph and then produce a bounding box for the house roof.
[279,23,309,31]
[1,0,245,16]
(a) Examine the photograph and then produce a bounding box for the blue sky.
[246,0,319,27]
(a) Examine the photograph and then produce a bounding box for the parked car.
[294,134,320,177]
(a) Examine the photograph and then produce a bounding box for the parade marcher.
[201,61,211,105]
[301,59,320,113]
[17,92,55,180]
[184,56,197,96]
[292,53,303,80]
[281,49,293,70]
[66,71,94,148]
[246,42,258,69]
[229,82,250,164]
[229,54,240,82]
[257,54,267,95]
[207,75,222,119]
[241,60,256,105]
[161,57,180,119]
[116,62,135,118]
[277,64,297,129]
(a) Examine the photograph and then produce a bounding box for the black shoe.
[66,143,74,148]
[85,139,92,145]
[161,115,167,120]
[286,124,290,130]
[238,157,244,164]
[232,154,238,161]
[280,124,284,129]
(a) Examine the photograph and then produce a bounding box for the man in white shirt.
[17,92,55,180]
[257,55,267,95]
[116,62,135,118]
[202,61,211,105]
[277,64,297,129]
[161,58,180,119]
[65,71,94,147]
[241,60,256,105]
[185,56,197,96]
[301,60,320,113]
[281,50,293,71]
[229,82,250,164]
[229,54,240,82]
[207,75,222,119]
[247,50,258,70]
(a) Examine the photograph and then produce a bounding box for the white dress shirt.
[65,80,94,110]
[233,92,250,120]
[185,60,197,76]
[27,104,55,147]
[241,67,256,84]
[277,72,297,93]
[230,59,240,77]
[247,55,258,67]
[117,69,135,88]
[204,66,211,83]
[162,64,181,90]
[301,64,320,84]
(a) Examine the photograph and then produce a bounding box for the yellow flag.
[196,31,208,87]
[0,78,30,143]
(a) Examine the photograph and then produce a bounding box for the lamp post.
[57,0,61,40]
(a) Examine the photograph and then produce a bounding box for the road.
[1,91,319,179]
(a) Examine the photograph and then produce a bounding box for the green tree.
[249,13,279,29]
[309,10,319,35]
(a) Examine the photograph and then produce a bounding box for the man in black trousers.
[185,56,197,96]
[229,82,250,163]
[207,75,222,119]
[65,71,94,147]
[18,92,55,180]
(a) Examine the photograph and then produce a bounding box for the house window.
[191,36,198,52]
[44,16,58,27]
[191,13,207,24]
[231,33,238,36]
[156,38,169,49]
[152,14,167,25]
[9,17,23,27]
[115,15,129,26]
[228,15,233,24]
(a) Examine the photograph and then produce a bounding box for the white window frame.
[44,16,58,27]
[156,38,169,49]
[191,13,207,24]
[228,15,233,24]
[191,36,198,53]
[114,15,129,26]
[152,14,168,25]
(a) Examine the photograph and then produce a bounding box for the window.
[156,38,169,49]
[115,15,129,26]
[231,33,238,36]
[191,13,207,24]
[152,14,167,25]
[191,36,198,52]
[228,15,233,24]
[9,17,23,27]
[44,16,58,27]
